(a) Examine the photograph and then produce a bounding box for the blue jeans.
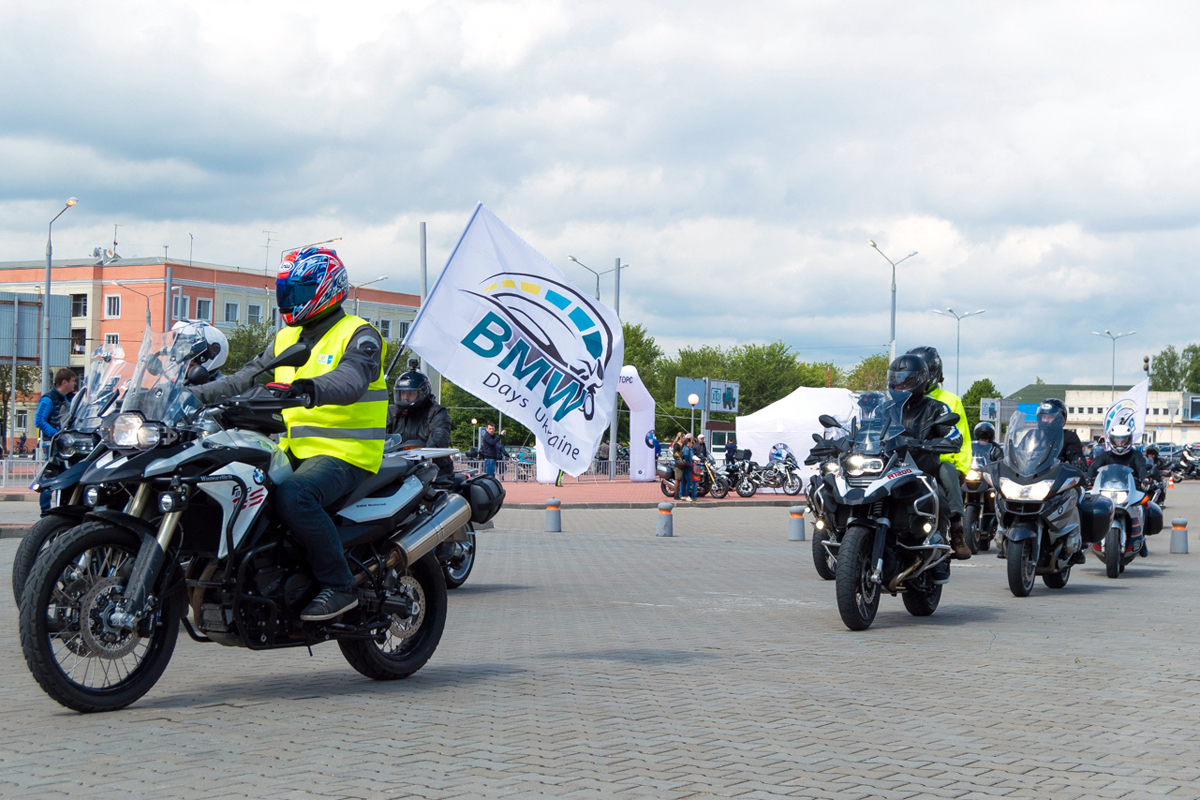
[484,459,496,477]
[681,472,697,500]
[39,489,52,515]
[274,455,369,591]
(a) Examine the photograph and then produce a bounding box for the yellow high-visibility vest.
[273,314,387,473]
[929,386,972,475]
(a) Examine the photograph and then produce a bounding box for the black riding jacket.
[1059,429,1085,466]
[1087,448,1150,484]
[897,395,961,475]
[388,399,453,482]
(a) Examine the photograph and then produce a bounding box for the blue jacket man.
[35,368,77,515]
[480,424,505,477]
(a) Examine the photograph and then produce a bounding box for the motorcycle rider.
[973,422,1004,462]
[388,359,453,485]
[1088,423,1152,558]
[887,354,963,581]
[908,347,971,558]
[171,319,228,386]
[193,247,387,622]
[1040,398,1084,465]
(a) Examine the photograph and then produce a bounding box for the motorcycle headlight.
[137,424,162,449]
[1101,489,1128,505]
[844,455,884,476]
[999,477,1054,501]
[823,461,841,474]
[55,432,96,459]
[966,469,981,482]
[110,413,144,448]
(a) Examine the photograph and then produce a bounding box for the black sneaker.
[1070,551,1086,565]
[1140,542,1149,558]
[300,587,359,621]
[932,560,951,585]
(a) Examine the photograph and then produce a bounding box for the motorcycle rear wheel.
[835,526,879,631]
[735,479,756,498]
[339,553,447,680]
[441,533,476,590]
[963,506,979,555]
[660,478,676,498]
[12,512,77,607]
[19,522,182,713]
[812,530,837,580]
[1006,538,1036,597]
[901,583,942,616]
[1105,527,1122,579]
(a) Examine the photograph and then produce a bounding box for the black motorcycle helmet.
[887,354,930,402]
[1146,445,1159,457]
[393,359,432,416]
[1043,397,1068,421]
[973,422,996,442]
[1036,401,1064,427]
[907,346,944,392]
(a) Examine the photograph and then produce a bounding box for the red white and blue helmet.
[276,247,349,325]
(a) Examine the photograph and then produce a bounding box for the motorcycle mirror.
[818,414,842,429]
[812,433,824,443]
[258,343,311,376]
[184,364,210,386]
[932,412,960,428]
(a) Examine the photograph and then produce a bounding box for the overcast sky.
[2,1,1195,395]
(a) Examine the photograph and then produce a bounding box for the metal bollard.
[1170,518,1189,554]
[545,499,561,532]
[789,506,806,541]
[656,502,674,537]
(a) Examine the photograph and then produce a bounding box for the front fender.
[85,508,160,540]
[1005,526,1038,542]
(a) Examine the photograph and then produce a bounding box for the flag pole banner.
[406,203,624,477]
[1103,378,1150,441]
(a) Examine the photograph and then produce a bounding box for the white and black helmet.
[171,319,228,372]
[1108,423,1134,455]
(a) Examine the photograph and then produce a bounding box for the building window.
[16,410,27,430]
[71,329,87,355]
[195,298,212,322]
[378,319,391,338]
[71,294,88,317]
[104,333,119,346]
[247,303,262,324]
[224,302,239,323]
[172,294,189,321]
[104,295,121,319]
[398,321,410,340]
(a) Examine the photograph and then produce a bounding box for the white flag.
[405,204,624,477]
[1103,377,1149,440]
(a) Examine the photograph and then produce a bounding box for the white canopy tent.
[735,387,859,483]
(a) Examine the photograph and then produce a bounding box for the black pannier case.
[458,474,505,524]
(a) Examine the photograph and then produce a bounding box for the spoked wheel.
[1043,566,1071,589]
[19,522,182,713]
[709,477,730,500]
[1006,538,1037,597]
[835,526,879,631]
[735,479,757,498]
[963,506,979,555]
[12,513,78,607]
[902,582,942,616]
[812,529,837,581]
[660,479,676,498]
[1105,527,1122,579]
[783,473,802,496]
[339,553,447,680]
[441,533,476,590]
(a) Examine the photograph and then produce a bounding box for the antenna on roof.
[263,230,277,273]
[112,224,121,259]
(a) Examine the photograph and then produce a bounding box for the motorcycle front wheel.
[1105,527,1122,579]
[709,477,730,500]
[835,526,879,631]
[19,521,182,713]
[339,553,447,680]
[735,479,756,498]
[783,473,802,496]
[12,512,78,607]
[812,530,836,580]
[1006,538,1036,597]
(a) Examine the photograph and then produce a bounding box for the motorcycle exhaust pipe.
[355,493,473,585]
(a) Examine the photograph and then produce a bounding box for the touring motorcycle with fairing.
[1086,463,1162,578]
[19,328,503,713]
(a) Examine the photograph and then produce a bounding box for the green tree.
[1149,345,1184,392]
[621,322,662,385]
[843,352,889,391]
[223,321,276,375]
[961,378,1000,430]
[0,364,37,446]
[438,380,534,453]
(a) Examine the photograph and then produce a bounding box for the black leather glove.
[289,378,317,407]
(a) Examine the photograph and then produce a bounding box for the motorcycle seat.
[330,459,417,512]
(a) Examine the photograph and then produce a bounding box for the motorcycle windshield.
[66,344,135,433]
[851,391,902,455]
[120,328,203,425]
[1003,410,1064,476]
[1095,464,1135,493]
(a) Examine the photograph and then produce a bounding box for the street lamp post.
[565,256,615,301]
[688,393,700,437]
[931,308,986,395]
[117,282,181,329]
[352,275,388,317]
[867,241,918,363]
[1092,330,1137,402]
[43,198,78,393]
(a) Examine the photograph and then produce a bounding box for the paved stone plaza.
[2,488,1199,799]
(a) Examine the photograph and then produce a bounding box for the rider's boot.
[301,586,359,621]
[950,514,971,560]
[1070,551,1086,565]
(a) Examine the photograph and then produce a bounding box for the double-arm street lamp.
[867,241,918,364]
[931,308,986,395]
[1092,330,1137,402]
[43,198,78,393]
[352,275,388,317]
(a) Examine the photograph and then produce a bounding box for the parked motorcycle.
[988,411,1106,597]
[804,435,845,580]
[1086,464,1163,578]
[816,390,960,631]
[657,454,729,499]
[729,453,802,498]
[19,328,504,713]
[963,450,1000,553]
[12,344,132,605]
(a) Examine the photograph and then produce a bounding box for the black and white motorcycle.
[19,328,503,713]
[1086,464,1163,578]
[816,391,960,631]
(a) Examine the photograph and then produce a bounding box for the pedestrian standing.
[680,434,697,502]
[724,436,737,464]
[35,368,77,516]
[671,432,685,499]
[695,433,709,462]
[480,422,505,478]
